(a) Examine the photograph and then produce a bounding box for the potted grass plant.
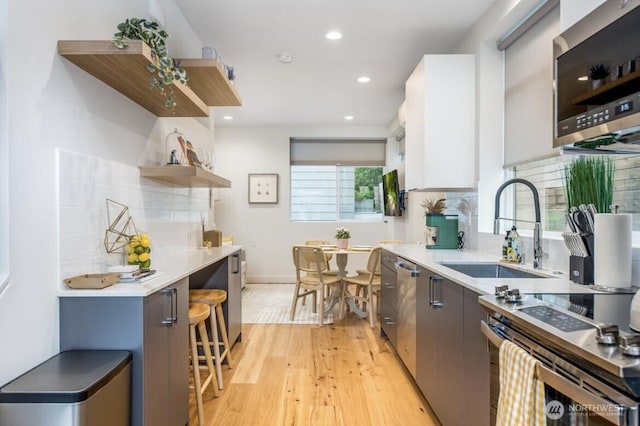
[563,156,615,213]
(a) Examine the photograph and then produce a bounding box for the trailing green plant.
[112,18,188,110]
[563,156,615,213]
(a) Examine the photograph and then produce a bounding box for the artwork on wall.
[248,173,278,204]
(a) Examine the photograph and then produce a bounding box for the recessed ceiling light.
[344,115,354,121]
[223,115,233,120]
[325,31,343,40]
[577,75,589,81]
[357,76,371,83]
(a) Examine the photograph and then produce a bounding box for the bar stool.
[189,289,234,389]
[188,303,219,426]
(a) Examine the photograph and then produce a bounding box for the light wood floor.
[188,314,440,425]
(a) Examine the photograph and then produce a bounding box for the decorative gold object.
[104,199,139,254]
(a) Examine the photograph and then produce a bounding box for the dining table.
[319,245,374,319]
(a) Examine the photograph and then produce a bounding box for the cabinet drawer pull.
[430,275,443,308]
[160,287,178,325]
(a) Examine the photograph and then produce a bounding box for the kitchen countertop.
[58,245,243,298]
[382,244,603,295]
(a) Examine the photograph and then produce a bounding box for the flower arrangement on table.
[335,227,351,249]
[335,227,351,239]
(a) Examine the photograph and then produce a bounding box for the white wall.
[0,0,8,289]
[0,0,214,385]
[213,125,396,283]
[560,0,606,30]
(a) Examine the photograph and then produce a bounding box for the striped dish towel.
[496,341,546,426]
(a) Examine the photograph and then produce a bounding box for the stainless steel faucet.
[493,178,544,269]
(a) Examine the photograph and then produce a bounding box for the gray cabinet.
[380,250,398,347]
[416,268,463,426]
[462,288,490,426]
[381,255,490,426]
[59,278,189,426]
[189,249,243,345]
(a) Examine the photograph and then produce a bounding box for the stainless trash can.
[0,350,131,426]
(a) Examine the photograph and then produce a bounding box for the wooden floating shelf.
[58,40,242,117]
[179,59,242,106]
[139,166,231,188]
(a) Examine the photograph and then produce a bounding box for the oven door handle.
[480,321,627,426]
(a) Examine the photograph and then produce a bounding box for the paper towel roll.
[594,213,632,288]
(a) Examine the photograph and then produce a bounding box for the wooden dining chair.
[291,245,342,327]
[302,240,339,305]
[341,247,381,327]
[352,241,397,302]
[303,240,338,274]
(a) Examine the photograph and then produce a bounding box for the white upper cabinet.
[404,54,475,191]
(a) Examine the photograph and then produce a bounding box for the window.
[513,155,640,232]
[291,165,383,221]
[503,4,559,166]
[289,138,386,222]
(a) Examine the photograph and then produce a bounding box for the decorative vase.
[336,238,349,250]
[126,233,152,268]
[592,78,606,90]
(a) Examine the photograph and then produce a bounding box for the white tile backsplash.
[58,149,211,280]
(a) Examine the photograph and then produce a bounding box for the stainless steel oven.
[480,290,640,425]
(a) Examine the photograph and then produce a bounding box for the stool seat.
[189,289,227,306]
[188,303,211,325]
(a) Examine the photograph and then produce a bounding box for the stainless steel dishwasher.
[396,258,419,377]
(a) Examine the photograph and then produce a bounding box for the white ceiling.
[175,0,497,128]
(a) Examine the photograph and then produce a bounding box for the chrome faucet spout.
[493,178,544,269]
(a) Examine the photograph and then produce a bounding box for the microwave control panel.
[558,92,640,137]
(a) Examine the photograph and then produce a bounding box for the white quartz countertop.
[382,244,602,296]
[58,245,243,298]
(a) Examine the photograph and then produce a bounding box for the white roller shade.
[504,5,560,167]
[290,138,386,166]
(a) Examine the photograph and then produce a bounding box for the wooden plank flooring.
[189,315,440,425]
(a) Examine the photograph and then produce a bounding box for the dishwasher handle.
[395,261,420,277]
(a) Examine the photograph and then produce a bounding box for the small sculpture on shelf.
[589,64,610,90]
[165,128,185,165]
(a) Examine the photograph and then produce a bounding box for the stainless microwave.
[553,0,640,152]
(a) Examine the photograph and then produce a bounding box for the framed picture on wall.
[248,173,278,204]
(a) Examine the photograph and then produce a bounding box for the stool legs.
[190,313,219,426]
[207,303,234,389]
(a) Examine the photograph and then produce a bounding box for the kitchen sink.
[439,262,548,279]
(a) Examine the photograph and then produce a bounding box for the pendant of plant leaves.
[112,17,188,112]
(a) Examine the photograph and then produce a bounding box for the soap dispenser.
[507,226,521,263]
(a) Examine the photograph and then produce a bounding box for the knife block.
[569,255,594,285]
